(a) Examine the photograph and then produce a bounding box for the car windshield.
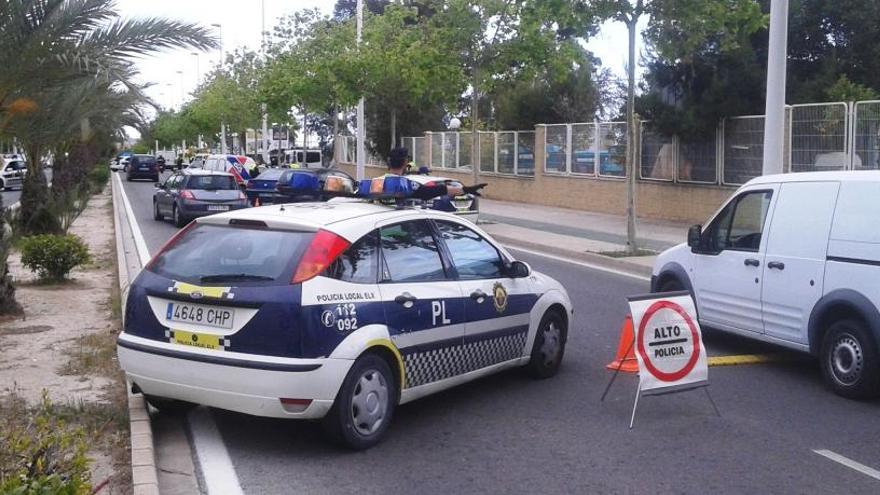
[148,224,314,285]
[6,161,25,170]
[186,175,237,190]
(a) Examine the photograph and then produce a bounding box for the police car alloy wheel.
[820,319,880,399]
[323,354,397,450]
[528,310,567,379]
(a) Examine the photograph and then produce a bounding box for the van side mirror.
[687,224,702,250]
[507,260,531,278]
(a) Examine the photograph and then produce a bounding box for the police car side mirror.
[507,260,531,278]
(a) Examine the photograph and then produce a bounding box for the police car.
[117,178,572,449]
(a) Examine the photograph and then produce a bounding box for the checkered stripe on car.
[403,329,528,388]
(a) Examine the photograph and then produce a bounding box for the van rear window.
[148,224,314,285]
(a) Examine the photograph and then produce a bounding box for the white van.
[652,171,880,399]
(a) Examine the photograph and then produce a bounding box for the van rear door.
[761,181,840,344]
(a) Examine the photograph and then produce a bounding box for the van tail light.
[291,230,350,284]
[180,190,195,200]
[145,221,196,270]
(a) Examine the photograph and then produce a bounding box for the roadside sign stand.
[603,291,718,429]
[600,338,635,402]
[628,382,721,429]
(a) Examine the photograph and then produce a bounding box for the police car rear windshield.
[148,224,313,285]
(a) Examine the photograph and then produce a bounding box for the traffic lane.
[213,252,879,495]
[118,188,879,493]
[117,170,178,254]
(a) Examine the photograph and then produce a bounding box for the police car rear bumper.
[117,333,351,419]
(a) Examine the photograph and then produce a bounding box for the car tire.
[172,205,187,228]
[144,394,197,413]
[322,353,396,450]
[527,310,567,379]
[820,319,880,399]
[659,278,684,292]
[153,201,163,221]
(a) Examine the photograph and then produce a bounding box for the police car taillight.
[145,221,196,270]
[291,230,350,284]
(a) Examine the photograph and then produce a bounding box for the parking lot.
[119,172,880,494]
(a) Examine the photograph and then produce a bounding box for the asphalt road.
[119,175,880,494]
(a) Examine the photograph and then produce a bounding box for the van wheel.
[820,319,880,399]
[659,278,684,292]
[144,395,197,413]
[323,354,396,450]
[527,310,567,379]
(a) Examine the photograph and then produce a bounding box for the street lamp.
[355,0,365,179]
[211,23,223,65]
[191,52,200,85]
[175,70,184,108]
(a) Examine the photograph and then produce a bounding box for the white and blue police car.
[117,178,573,449]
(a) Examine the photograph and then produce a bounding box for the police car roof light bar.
[291,229,351,284]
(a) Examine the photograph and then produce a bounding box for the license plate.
[165,301,234,329]
[207,205,229,211]
[172,330,223,351]
[139,166,150,170]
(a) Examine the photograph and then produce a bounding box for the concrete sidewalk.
[478,199,690,276]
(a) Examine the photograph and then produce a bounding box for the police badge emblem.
[493,282,508,313]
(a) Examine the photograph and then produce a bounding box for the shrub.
[20,234,91,281]
[0,394,92,495]
[87,164,110,193]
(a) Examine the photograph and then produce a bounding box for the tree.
[0,0,217,232]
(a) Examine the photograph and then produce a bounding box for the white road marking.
[113,172,152,266]
[505,245,652,282]
[115,175,245,495]
[189,407,245,495]
[813,449,880,482]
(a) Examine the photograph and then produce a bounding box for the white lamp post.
[762,0,789,175]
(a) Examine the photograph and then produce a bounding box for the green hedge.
[20,234,91,281]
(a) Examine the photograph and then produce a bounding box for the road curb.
[491,233,653,279]
[111,173,159,495]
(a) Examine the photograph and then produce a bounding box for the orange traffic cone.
[605,315,639,373]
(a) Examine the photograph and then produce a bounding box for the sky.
[117,0,645,128]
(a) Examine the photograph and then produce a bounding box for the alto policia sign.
[605,291,719,428]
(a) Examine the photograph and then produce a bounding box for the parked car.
[125,154,160,182]
[118,200,572,449]
[244,168,287,205]
[275,168,356,203]
[652,171,880,399]
[153,169,249,227]
[0,158,26,190]
[201,154,255,187]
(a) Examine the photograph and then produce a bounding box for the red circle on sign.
[636,300,701,382]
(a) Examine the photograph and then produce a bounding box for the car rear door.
[375,219,465,388]
[761,181,840,344]
[433,219,534,363]
[691,187,777,333]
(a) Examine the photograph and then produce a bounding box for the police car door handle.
[394,293,417,306]
[470,290,487,303]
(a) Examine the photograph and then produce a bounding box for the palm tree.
[0,0,218,312]
[0,0,218,233]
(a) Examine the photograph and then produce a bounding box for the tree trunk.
[390,110,397,152]
[625,16,639,255]
[471,65,480,182]
[0,192,20,315]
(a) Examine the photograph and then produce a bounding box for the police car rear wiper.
[200,274,274,282]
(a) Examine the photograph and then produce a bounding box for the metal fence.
[395,100,879,187]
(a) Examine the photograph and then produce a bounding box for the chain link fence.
[853,101,880,170]
[394,99,874,186]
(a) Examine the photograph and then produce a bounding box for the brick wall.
[335,127,735,224]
